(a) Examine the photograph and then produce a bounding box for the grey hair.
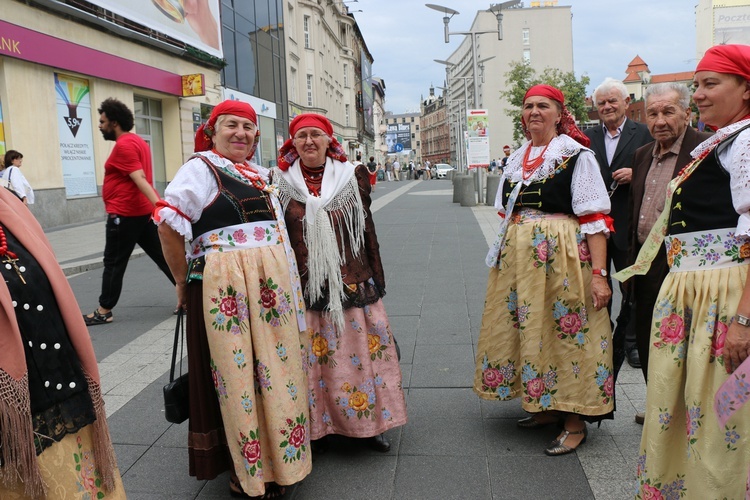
[643,82,691,110]
[593,77,628,101]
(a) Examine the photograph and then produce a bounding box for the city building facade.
[440,5,573,161]
[283,0,376,160]
[696,0,750,57]
[420,86,451,166]
[1,0,223,228]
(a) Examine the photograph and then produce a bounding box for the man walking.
[585,78,652,368]
[83,97,175,326]
[627,83,711,423]
[392,159,400,181]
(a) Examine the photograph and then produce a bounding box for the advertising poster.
[714,5,750,45]
[385,123,411,154]
[87,0,222,58]
[467,109,490,168]
[55,73,98,197]
[0,99,5,156]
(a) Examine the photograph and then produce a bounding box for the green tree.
[500,61,590,145]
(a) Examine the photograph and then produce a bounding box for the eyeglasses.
[608,180,618,198]
[293,132,327,143]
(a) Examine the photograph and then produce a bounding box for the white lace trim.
[503,135,590,183]
[691,118,750,159]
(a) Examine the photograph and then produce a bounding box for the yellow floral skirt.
[637,263,750,499]
[474,214,614,417]
[0,425,125,499]
[202,246,311,497]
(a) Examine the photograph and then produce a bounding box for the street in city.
[52,179,644,500]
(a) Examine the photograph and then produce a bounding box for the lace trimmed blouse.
[494,134,611,235]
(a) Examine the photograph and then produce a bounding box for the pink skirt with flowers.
[473,212,613,417]
[304,299,407,439]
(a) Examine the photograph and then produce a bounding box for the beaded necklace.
[0,225,26,284]
[522,143,549,180]
[300,163,325,196]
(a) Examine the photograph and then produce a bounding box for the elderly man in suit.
[628,83,712,422]
[585,78,652,368]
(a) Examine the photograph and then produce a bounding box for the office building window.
[523,49,531,63]
[522,28,530,45]
[307,74,313,106]
[344,64,349,87]
[304,15,311,48]
[345,104,350,126]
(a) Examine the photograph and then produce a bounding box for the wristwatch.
[592,268,608,277]
[736,314,750,327]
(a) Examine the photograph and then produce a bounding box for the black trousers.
[99,213,175,309]
[605,240,635,347]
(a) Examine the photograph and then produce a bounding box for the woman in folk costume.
[155,100,310,499]
[275,113,407,452]
[616,44,750,499]
[475,84,614,455]
[0,187,123,499]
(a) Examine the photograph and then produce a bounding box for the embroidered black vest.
[501,153,580,215]
[669,125,749,235]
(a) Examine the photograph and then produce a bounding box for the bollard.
[485,174,501,205]
[452,175,463,203]
[460,175,477,207]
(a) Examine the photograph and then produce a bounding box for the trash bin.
[452,175,463,203]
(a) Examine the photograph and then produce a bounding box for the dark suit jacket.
[585,118,652,252]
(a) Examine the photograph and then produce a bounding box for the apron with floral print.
[474,209,614,417]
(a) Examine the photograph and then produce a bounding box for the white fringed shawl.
[274,158,366,331]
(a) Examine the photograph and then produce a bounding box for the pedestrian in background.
[366,155,378,190]
[275,113,407,454]
[82,98,175,326]
[1,150,34,205]
[0,187,124,499]
[476,84,613,456]
[384,158,394,181]
[617,44,750,499]
[392,158,400,181]
[155,100,311,498]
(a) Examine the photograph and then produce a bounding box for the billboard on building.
[55,73,98,197]
[88,0,222,58]
[714,5,750,45]
[386,123,411,154]
[360,51,374,135]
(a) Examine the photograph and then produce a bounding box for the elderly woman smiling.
[155,101,310,499]
[275,113,407,453]
[475,85,613,456]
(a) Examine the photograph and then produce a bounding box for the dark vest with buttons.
[187,156,274,281]
[501,152,580,215]
[668,125,749,235]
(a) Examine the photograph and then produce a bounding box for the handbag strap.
[169,308,185,382]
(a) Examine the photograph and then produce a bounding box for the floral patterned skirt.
[473,214,614,417]
[202,245,311,497]
[0,425,125,499]
[637,262,750,499]
[305,299,408,439]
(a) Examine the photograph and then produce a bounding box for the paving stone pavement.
[56,178,644,499]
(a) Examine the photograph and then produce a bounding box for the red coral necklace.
[0,225,26,284]
[522,143,549,180]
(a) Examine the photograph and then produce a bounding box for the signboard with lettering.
[55,73,97,197]
[467,109,490,169]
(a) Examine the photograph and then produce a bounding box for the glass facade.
[220,0,289,161]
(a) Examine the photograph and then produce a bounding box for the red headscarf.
[194,100,259,159]
[277,113,347,170]
[696,44,750,82]
[522,84,590,147]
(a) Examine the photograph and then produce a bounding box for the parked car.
[434,163,455,179]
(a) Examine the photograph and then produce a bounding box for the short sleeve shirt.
[102,133,154,216]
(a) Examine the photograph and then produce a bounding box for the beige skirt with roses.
[473,212,614,417]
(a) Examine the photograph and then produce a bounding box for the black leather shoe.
[627,348,641,369]
[367,433,391,453]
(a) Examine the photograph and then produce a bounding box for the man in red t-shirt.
[83,98,175,326]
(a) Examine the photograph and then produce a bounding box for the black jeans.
[99,213,175,309]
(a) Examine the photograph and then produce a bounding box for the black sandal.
[84,309,113,326]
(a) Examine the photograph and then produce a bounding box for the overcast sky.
[351,0,697,113]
